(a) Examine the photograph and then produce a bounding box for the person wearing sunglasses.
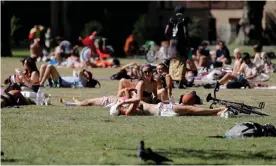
[135,64,159,104]
[154,62,173,101]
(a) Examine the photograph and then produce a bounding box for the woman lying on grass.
[39,64,100,88]
[60,88,135,107]
[1,83,36,108]
[60,88,227,117]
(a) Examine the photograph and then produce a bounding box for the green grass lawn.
[1,48,276,165]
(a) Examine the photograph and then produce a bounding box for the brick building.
[147,1,270,44]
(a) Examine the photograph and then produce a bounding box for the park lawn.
[1,48,276,164]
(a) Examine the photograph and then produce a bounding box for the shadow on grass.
[119,147,276,164]
[156,148,276,162]
[1,158,23,163]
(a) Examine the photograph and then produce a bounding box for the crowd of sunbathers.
[1,26,276,117]
[28,25,120,69]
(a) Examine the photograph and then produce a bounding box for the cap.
[109,103,120,116]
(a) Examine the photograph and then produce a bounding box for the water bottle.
[36,88,44,105]
[56,80,60,88]
[265,64,271,74]
[169,95,175,104]
[210,64,214,70]
[72,79,78,88]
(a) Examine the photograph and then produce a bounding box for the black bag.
[83,69,100,88]
[226,78,249,89]
[225,121,276,138]
[86,79,101,88]
[110,69,131,80]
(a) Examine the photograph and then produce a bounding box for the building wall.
[147,1,272,44]
[211,9,243,43]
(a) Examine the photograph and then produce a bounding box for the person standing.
[165,5,190,88]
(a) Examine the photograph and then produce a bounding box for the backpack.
[168,14,189,41]
[83,69,101,88]
[226,78,249,89]
[225,121,276,138]
[86,79,101,88]
[110,69,131,80]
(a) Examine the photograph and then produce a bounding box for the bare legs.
[117,78,136,96]
[1,90,33,108]
[172,105,226,116]
[218,73,238,85]
[60,97,102,106]
[39,64,61,85]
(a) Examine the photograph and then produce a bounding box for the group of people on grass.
[2,5,275,118]
[29,25,120,69]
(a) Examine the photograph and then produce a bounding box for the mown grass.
[1,48,276,165]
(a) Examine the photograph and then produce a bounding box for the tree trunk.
[63,1,72,41]
[50,1,60,39]
[1,1,12,57]
[235,1,266,45]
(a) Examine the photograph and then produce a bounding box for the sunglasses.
[143,70,152,74]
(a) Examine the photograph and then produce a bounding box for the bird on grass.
[137,140,173,165]
[1,151,4,157]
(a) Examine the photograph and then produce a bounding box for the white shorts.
[100,96,119,108]
[61,76,87,88]
[157,103,178,117]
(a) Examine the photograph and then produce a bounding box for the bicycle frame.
[206,82,269,116]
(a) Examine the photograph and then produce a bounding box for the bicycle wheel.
[145,50,156,63]
[230,106,270,116]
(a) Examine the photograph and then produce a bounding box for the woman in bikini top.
[135,64,158,104]
[15,57,40,92]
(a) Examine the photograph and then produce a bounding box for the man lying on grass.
[60,89,227,117]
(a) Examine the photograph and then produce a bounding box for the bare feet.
[73,97,80,102]
[59,98,65,104]
[217,107,228,116]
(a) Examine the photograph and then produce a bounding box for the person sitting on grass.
[14,57,40,92]
[66,45,81,68]
[154,62,173,101]
[30,38,43,61]
[237,52,269,83]
[39,64,100,88]
[211,52,269,89]
[216,48,242,85]
[117,64,159,104]
[215,40,231,65]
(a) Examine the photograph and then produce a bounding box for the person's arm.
[253,53,258,64]
[117,98,140,116]
[237,63,245,76]
[165,74,173,97]
[120,62,138,70]
[152,81,158,101]
[245,67,257,79]
[135,81,144,101]
[117,88,134,98]
[233,60,241,74]
[20,72,39,86]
